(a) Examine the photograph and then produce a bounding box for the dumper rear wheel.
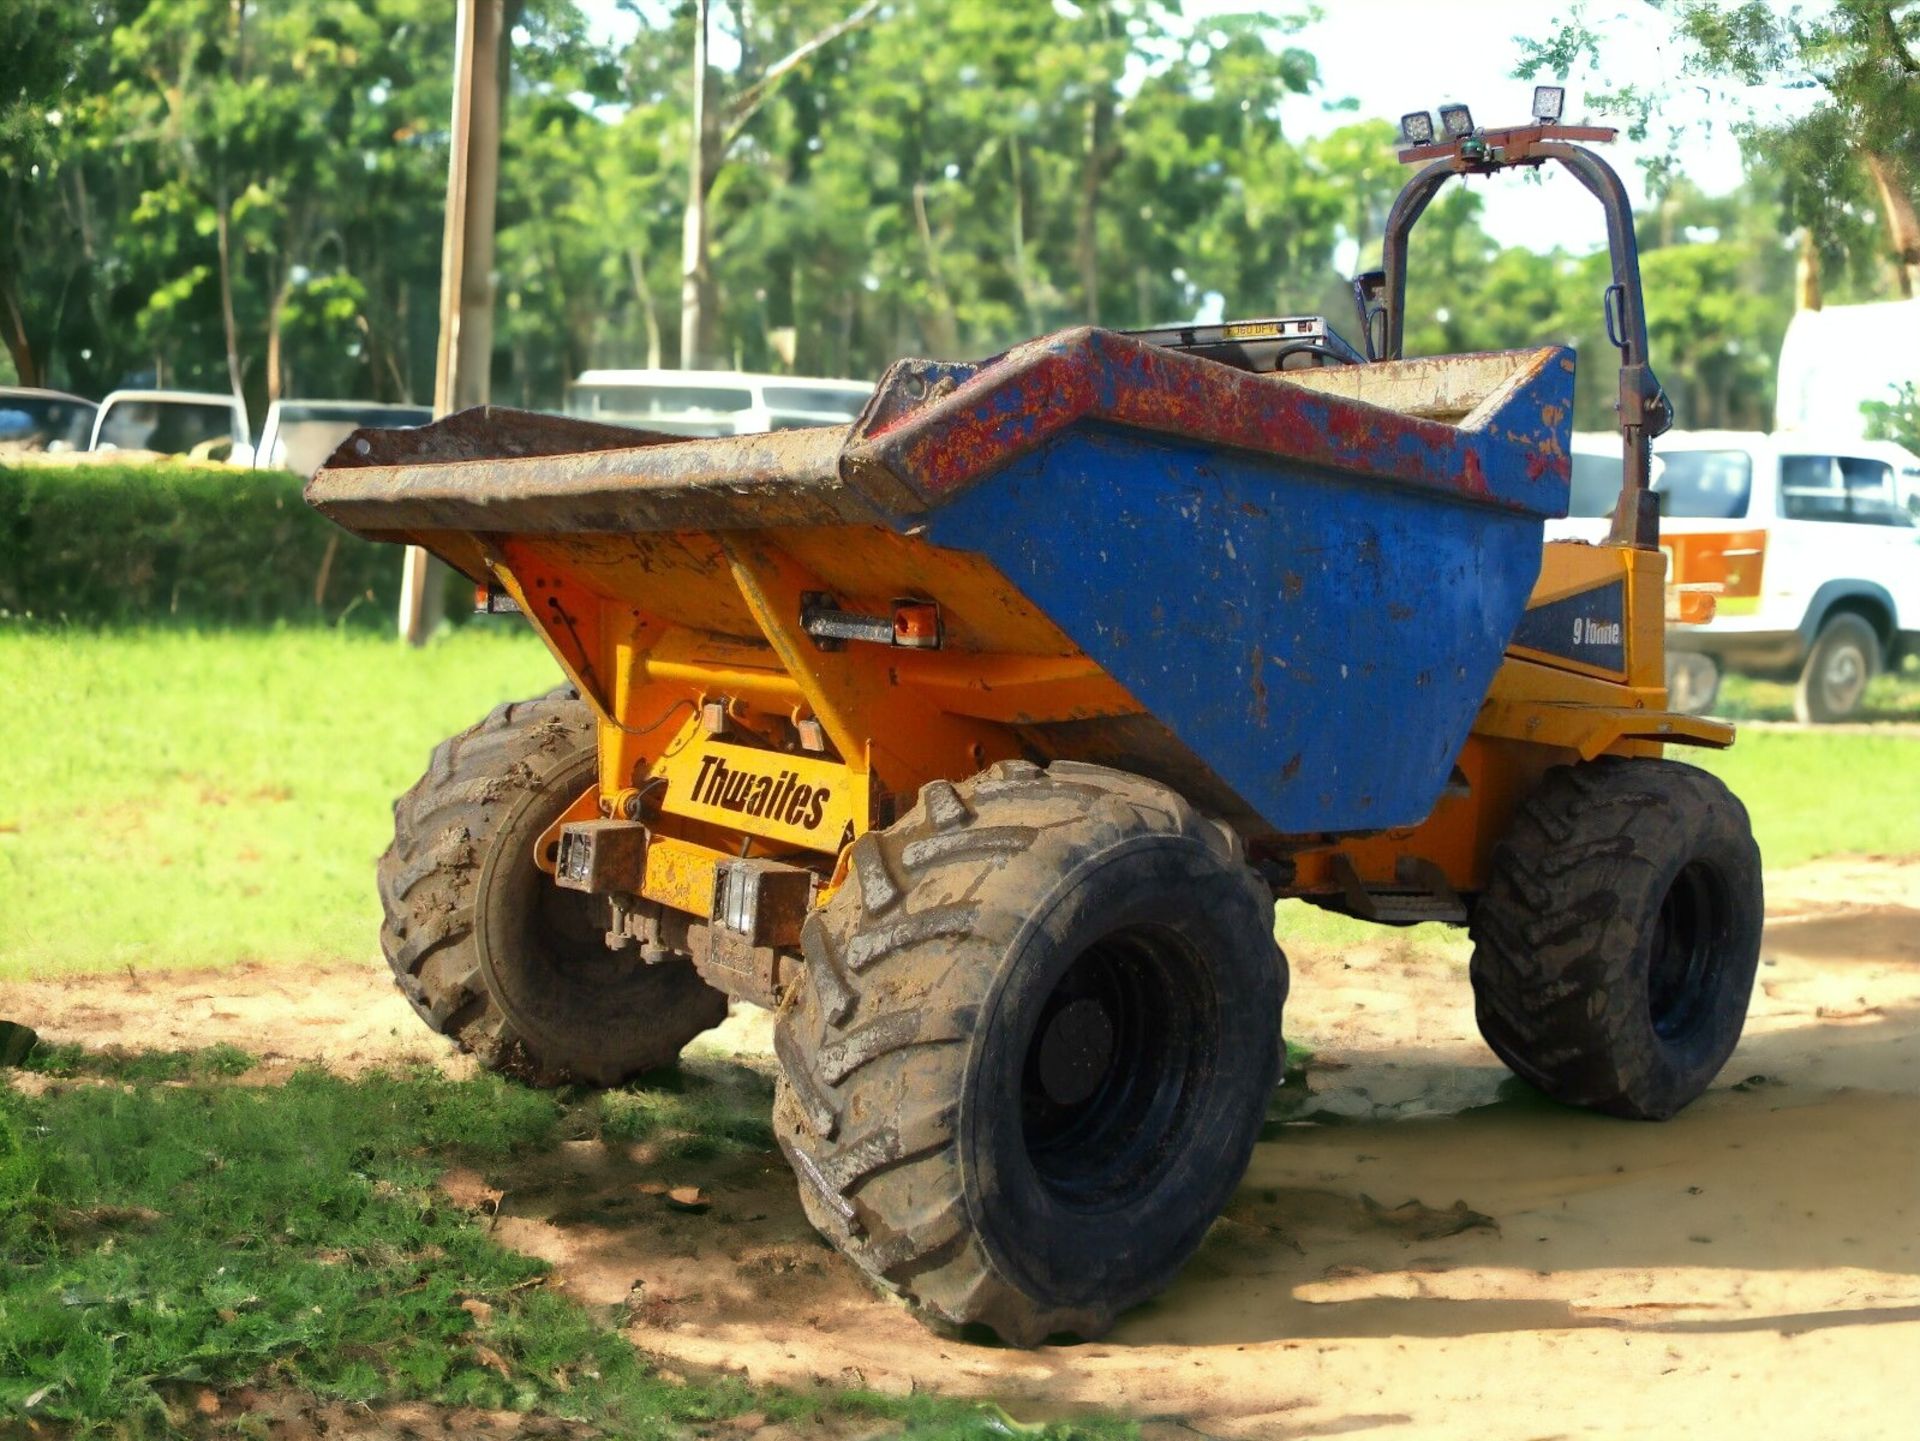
[773,760,1285,1344]
[378,690,727,1087]
[1469,757,1762,1120]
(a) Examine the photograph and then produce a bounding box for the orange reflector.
[1667,585,1719,625]
[892,602,942,648]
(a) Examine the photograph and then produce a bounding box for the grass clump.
[0,1064,567,1431]
[21,1041,256,1082]
[0,1059,1128,1440]
[597,1065,776,1160]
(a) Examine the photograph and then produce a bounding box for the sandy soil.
[6,855,1917,1439]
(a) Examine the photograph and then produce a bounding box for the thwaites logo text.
[690,753,831,831]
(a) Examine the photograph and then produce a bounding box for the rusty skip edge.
[303,326,1574,543]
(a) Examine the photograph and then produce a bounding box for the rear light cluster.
[1663,530,1765,617]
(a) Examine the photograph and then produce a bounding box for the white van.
[91,389,250,461]
[1551,429,1920,720]
[564,370,872,437]
[254,399,433,478]
[1775,299,1920,434]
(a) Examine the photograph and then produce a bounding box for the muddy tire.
[772,760,1285,1344]
[1794,613,1879,723]
[378,689,727,1087]
[1468,757,1762,1121]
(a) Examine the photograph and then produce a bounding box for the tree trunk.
[454,0,510,409]
[1863,150,1920,298]
[911,181,961,355]
[1076,95,1113,324]
[629,248,663,369]
[681,0,718,368]
[0,273,39,386]
[265,271,291,402]
[1795,228,1823,311]
[214,189,247,403]
[1008,135,1040,332]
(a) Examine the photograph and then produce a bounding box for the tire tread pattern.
[1468,756,1762,1120]
[376,687,724,1087]
[773,759,1273,1343]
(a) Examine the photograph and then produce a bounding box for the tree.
[0,1,124,390]
[1863,379,1920,451]
[1517,1,1920,300]
[678,0,884,367]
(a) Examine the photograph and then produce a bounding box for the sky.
[1247,0,1804,253]
[577,0,1811,254]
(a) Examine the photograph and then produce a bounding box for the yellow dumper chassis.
[508,531,1725,986]
[308,110,1764,1345]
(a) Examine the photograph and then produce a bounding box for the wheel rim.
[1019,923,1214,1210]
[1646,860,1731,1043]
[1822,642,1867,714]
[480,762,659,1044]
[1670,655,1716,713]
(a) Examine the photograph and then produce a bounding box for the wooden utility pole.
[680,0,714,370]
[402,0,507,643]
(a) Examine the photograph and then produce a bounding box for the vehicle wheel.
[1469,757,1762,1121]
[1663,651,1720,716]
[378,689,727,1087]
[1794,613,1879,723]
[773,760,1285,1344]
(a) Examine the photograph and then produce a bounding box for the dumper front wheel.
[773,760,1285,1344]
[1469,757,1762,1120]
[378,690,727,1087]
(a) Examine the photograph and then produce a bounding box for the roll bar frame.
[1353,122,1674,547]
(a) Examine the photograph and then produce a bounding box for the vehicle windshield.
[1567,450,1623,518]
[568,382,754,428]
[267,405,432,476]
[1653,450,1752,519]
[760,384,868,420]
[0,394,95,452]
[95,399,237,456]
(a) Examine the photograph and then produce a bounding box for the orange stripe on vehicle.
[1663,529,1765,598]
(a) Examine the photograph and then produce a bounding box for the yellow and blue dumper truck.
[307,98,1762,1344]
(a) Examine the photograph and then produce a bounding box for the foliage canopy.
[0,1,1912,436]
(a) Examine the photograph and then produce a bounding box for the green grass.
[1272,728,1920,955]
[1271,900,1467,961]
[3,626,1917,976]
[0,1053,1126,1440]
[1688,728,1920,866]
[0,625,558,978]
[1714,653,1920,723]
[598,1065,778,1161]
[20,1041,256,1083]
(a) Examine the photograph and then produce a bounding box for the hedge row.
[0,459,462,627]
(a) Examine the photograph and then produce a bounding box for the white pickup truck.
[1556,429,1920,721]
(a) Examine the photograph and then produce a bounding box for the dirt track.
[6,856,1917,1439]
